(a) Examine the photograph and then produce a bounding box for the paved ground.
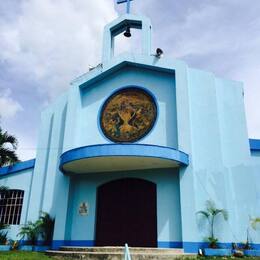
[1,251,260,260]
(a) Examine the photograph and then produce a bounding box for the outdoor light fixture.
[155,48,163,58]
[124,26,131,38]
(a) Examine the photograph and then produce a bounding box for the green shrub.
[18,220,42,245]
[197,200,228,248]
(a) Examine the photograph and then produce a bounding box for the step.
[46,250,194,260]
[59,246,184,254]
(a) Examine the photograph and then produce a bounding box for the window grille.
[0,190,24,225]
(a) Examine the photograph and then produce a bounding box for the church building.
[0,8,260,253]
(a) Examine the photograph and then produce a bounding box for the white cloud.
[0,88,23,119]
[15,134,36,161]
[144,1,260,138]
[0,0,117,100]
[0,0,117,160]
[1,0,260,163]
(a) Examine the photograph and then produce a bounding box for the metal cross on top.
[117,0,133,14]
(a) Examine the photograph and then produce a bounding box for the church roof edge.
[0,159,35,177]
[71,53,186,88]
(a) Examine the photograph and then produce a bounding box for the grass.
[0,251,260,260]
[0,251,53,260]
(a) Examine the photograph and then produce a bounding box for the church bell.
[124,26,131,37]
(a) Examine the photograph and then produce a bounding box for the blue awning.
[60,144,189,174]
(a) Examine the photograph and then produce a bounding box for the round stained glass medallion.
[100,88,157,143]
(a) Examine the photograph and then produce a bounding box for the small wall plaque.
[79,202,89,216]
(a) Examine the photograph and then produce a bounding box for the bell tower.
[102,10,152,62]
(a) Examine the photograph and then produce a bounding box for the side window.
[0,189,24,225]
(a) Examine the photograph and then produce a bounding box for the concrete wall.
[1,51,260,253]
[179,67,260,252]
[26,92,70,245]
[50,64,179,246]
[0,169,33,239]
[64,65,177,151]
[0,12,260,253]
[65,168,182,246]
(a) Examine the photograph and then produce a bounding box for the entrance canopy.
[59,144,188,174]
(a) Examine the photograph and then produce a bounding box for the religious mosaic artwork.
[100,88,157,142]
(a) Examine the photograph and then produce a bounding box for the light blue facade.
[1,14,260,253]
[0,160,34,239]
[65,169,181,247]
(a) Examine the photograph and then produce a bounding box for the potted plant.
[0,223,10,251]
[34,212,55,252]
[18,220,42,251]
[243,217,260,256]
[197,200,231,256]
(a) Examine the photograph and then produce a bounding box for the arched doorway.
[95,178,157,247]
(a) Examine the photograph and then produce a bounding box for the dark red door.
[95,178,157,247]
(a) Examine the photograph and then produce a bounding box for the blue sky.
[0,0,260,160]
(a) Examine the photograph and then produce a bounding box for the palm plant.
[18,220,42,245]
[242,217,260,249]
[251,217,260,230]
[0,128,19,167]
[197,200,228,248]
[38,212,55,245]
[0,223,9,245]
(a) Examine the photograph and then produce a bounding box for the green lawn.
[0,251,54,260]
[0,251,260,260]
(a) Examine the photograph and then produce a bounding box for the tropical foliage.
[18,212,55,246]
[197,200,228,248]
[0,128,19,167]
[241,216,260,249]
[0,223,9,245]
[18,221,42,245]
[38,212,55,245]
[251,217,260,230]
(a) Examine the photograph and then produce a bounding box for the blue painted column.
[174,60,198,251]
[41,95,68,214]
[27,109,54,221]
[52,85,81,246]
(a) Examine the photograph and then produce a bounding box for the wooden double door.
[95,178,157,247]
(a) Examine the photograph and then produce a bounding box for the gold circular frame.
[100,88,157,143]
